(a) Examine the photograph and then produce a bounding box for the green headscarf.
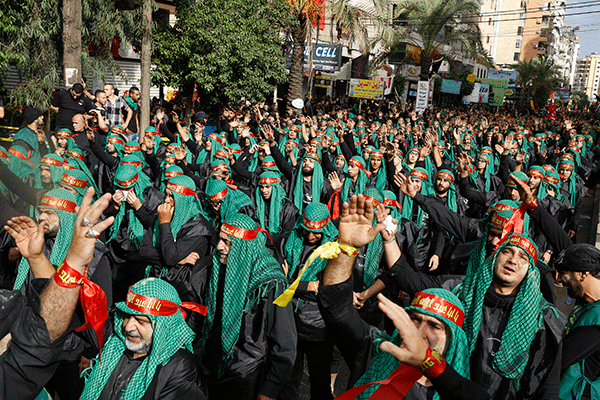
[284,203,338,280]
[341,156,369,202]
[293,152,324,213]
[160,165,184,191]
[542,168,563,201]
[81,278,196,400]
[401,168,433,227]
[436,169,457,213]
[528,166,547,199]
[108,165,152,248]
[203,214,286,375]
[361,188,384,289]
[354,288,469,400]
[255,172,288,235]
[67,147,100,194]
[558,157,578,205]
[59,169,90,204]
[369,150,387,192]
[205,179,253,224]
[455,234,553,388]
[37,154,64,188]
[13,189,77,290]
[8,145,35,181]
[13,126,42,169]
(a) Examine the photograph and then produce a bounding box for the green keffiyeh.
[558,158,578,205]
[255,171,288,235]
[108,165,152,248]
[401,168,433,227]
[14,189,77,290]
[528,166,547,199]
[355,288,470,400]
[67,147,100,194]
[59,169,90,204]
[205,179,253,223]
[37,154,64,188]
[8,144,35,181]
[284,203,338,281]
[14,127,42,169]
[124,95,138,111]
[203,214,286,376]
[81,278,195,400]
[293,153,324,213]
[362,188,384,289]
[455,234,553,388]
[341,156,369,202]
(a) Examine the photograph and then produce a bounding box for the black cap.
[22,107,43,125]
[555,244,600,272]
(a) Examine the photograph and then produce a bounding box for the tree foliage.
[511,56,564,108]
[152,0,294,109]
[0,0,139,109]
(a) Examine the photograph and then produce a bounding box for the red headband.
[410,292,465,328]
[108,136,125,146]
[165,156,176,164]
[545,174,560,186]
[166,181,197,198]
[504,235,538,264]
[164,170,183,179]
[306,152,321,164]
[362,194,382,208]
[410,169,428,181]
[124,144,140,152]
[8,147,32,167]
[437,170,454,185]
[61,174,88,189]
[116,173,139,188]
[528,169,544,179]
[259,176,281,185]
[208,186,228,202]
[384,198,402,209]
[221,222,258,240]
[261,160,277,168]
[121,159,141,168]
[125,289,207,320]
[349,158,371,177]
[56,130,74,138]
[40,195,77,213]
[69,150,84,161]
[41,156,63,167]
[302,215,329,231]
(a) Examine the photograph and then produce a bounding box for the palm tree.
[286,0,324,109]
[512,56,563,108]
[378,0,491,81]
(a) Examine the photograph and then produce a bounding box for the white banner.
[415,80,429,114]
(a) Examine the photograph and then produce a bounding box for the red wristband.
[526,198,538,210]
[418,348,447,379]
[54,261,86,288]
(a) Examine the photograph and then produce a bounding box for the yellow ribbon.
[273,241,357,307]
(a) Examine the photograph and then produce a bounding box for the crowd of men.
[0,82,600,400]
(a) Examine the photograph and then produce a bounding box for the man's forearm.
[322,252,356,286]
[28,254,55,280]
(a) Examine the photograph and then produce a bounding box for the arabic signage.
[415,80,430,114]
[314,75,332,88]
[349,79,385,99]
[487,70,517,88]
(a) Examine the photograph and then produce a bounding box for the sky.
[564,0,600,57]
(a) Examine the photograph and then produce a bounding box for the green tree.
[0,0,138,109]
[511,56,563,108]
[385,0,491,81]
[152,0,293,114]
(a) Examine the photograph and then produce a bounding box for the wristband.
[526,198,538,210]
[418,348,447,379]
[54,261,86,288]
[337,241,359,257]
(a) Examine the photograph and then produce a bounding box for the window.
[514,52,521,61]
[516,39,522,48]
[487,36,490,43]
[517,26,524,35]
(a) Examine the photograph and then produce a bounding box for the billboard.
[487,70,517,88]
[287,43,343,72]
[441,79,462,94]
[415,81,430,114]
[480,78,509,106]
[349,79,385,99]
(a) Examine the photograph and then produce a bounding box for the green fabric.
[355,288,470,400]
[455,235,552,388]
[60,169,90,204]
[529,166,548,200]
[8,144,35,181]
[362,188,383,289]
[559,158,578,205]
[255,172,287,235]
[292,153,324,213]
[37,154,64,189]
[560,301,600,399]
[108,165,151,248]
[158,175,203,240]
[341,156,368,202]
[369,153,387,192]
[205,179,253,222]
[106,132,125,158]
[160,165,183,191]
[542,169,563,201]
[401,168,433,227]
[382,190,401,221]
[124,95,138,111]
[14,189,77,290]
[437,170,457,213]
[67,147,100,194]
[284,203,338,280]
[81,278,195,400]
[471,153,492,192]
[202,214,286,375]
[14,127,42,169]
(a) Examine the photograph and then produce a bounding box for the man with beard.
[11,107,48,176]
[255,171,298,239]
[555,244,600,399]
[87,125,125,194]
[11,189,112,399]
[50,83,95,130]
[202,213,296,400]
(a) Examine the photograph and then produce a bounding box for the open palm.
[5,217,46,260]
[338,195,385,249]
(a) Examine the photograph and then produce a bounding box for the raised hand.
[338,195,385,249]
[394,173,417,198]
[5,216,47,261]
[377,294,428,367]
[329,171,343,192]
[510,173,535,205]
[157,202,175,224]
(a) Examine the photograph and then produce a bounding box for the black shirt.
[99,350,146,400]
[51,89,94,129]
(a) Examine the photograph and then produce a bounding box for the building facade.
[573,54,600,97]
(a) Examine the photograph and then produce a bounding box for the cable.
[476,0,600,18]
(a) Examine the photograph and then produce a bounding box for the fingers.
[82,193,112,226]
[348,195,358,216]
[93,216,114,235]
[356,194,366,216]
[78,187,96,218]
